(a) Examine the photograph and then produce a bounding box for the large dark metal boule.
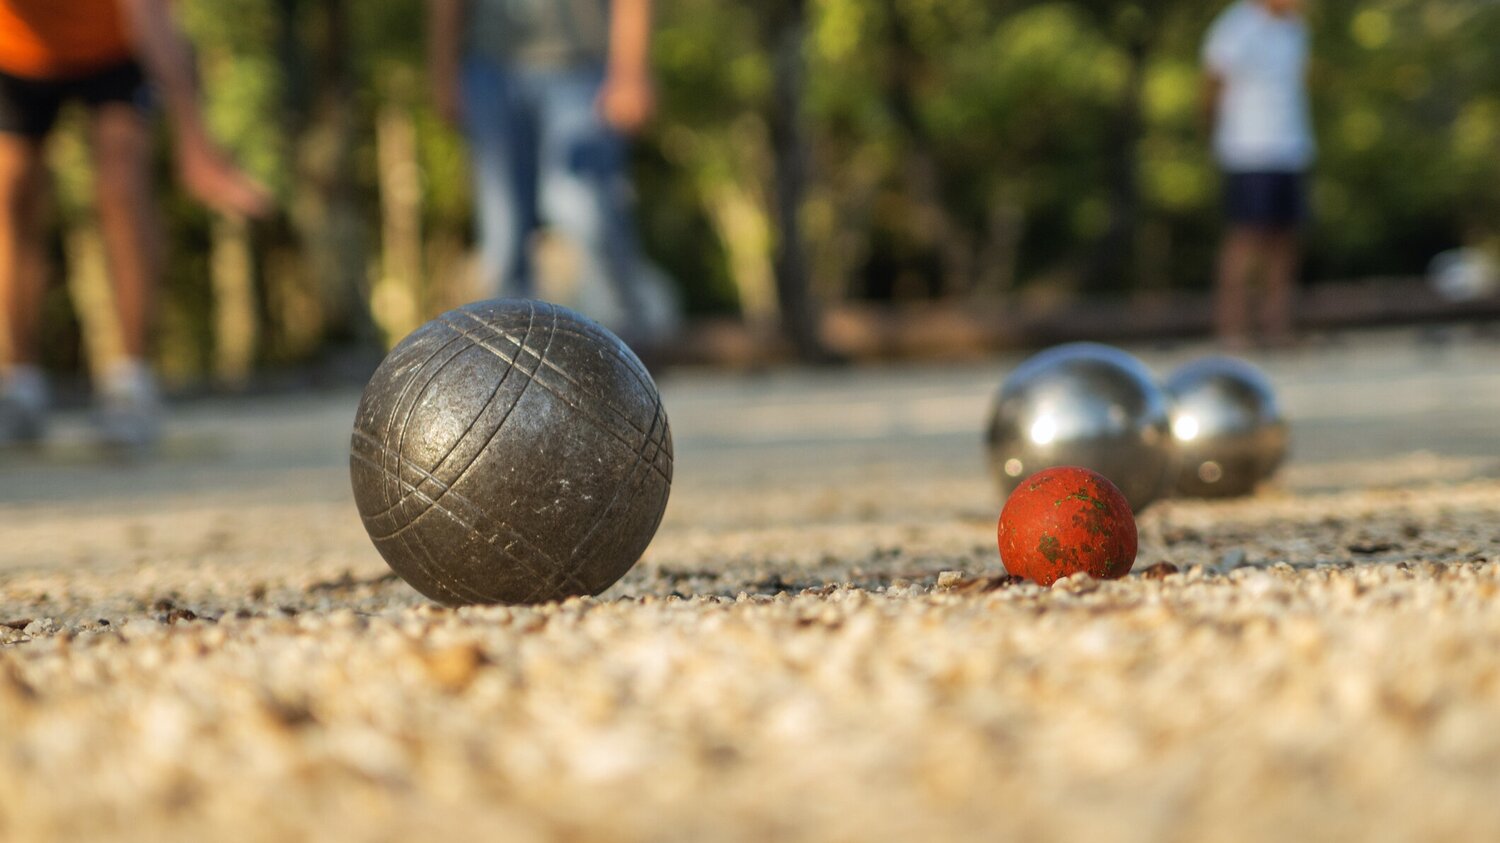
[986,343,1174,512]
[1165,356,1287,498]
[350,299,672,605]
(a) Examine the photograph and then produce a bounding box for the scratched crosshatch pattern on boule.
[351,299,673,605]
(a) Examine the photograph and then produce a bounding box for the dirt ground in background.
[3,327,1500,842]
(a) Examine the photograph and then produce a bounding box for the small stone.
[422,643,488,693]
[22,618,58,636]
[1139,562,1180,580]
[1218,549,1248,570]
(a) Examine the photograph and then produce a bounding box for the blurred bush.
[30,0,1500,378]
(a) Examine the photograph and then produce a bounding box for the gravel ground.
[3,328,1500,842]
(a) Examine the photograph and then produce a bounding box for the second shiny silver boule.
[985,343,1175,512]
[1165,356,1287,498]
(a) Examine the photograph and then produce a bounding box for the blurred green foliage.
[38,0,1500,376]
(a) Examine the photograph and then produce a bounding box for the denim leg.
[533,67,647,335]
[461,58,540,299]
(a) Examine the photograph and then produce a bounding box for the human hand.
[177,133,273,219]
[596,71,655,135]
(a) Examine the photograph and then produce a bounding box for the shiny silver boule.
[986,343,1174,512]
[1164,356,1287,498]
[351,299,672,605]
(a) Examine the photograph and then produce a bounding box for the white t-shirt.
[1203,2,1315,172]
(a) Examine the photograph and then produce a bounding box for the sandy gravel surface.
[3,329,1500,842]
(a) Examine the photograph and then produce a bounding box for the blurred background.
[26,0,1500,383]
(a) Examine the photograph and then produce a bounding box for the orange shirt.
[0,0,134,79]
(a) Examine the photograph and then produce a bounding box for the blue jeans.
[461,57,646,335]
[456,57,645,333]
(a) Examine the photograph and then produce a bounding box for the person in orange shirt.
[0,0,269,450]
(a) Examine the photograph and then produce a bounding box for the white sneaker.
[95,359,163,451]
[0,365,49,446]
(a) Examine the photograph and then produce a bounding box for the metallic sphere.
[1428,247,1499,302]
[986,343,1174,512]
[350,299,673,605]
[1164,356,1287,498]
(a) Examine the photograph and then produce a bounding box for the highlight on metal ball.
[1164,356,1288,499]
[985,342,1175,512]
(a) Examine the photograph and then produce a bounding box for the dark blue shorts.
[1223,170,1308,228]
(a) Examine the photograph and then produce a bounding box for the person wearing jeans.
[429,0,655,343]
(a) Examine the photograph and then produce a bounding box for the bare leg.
[1214,226,1261,350]
[87,104,164,449]
[90,103,160,361]
[1260,227,1299,346]
[0,133,50,367]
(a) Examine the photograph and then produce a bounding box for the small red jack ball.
[997,466,1138,587]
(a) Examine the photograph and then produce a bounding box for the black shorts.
[1223,170,1308,228]
[0,59,150,138]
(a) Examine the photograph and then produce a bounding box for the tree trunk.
[63,225,124,380]
[425,230,473,314]
[211,217,257,387]
[768,0,833,361]
[287,0,372,347]
[373,91,425,345]
[705,178,778,327]
[882,0,974,298]
[974,183,1026,298]
[262,241,324,362]
[1084,25,1149,294]
[262,0,323,363]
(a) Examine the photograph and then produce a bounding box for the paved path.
[3,326,1498,510]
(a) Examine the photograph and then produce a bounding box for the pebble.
[5,461,1500,840]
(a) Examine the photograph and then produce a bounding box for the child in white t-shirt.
[1203,0,1313,349]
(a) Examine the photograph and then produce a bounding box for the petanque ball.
[985,343,1175,512]
[350,299,672,605]
[997,465,1138,586]
[1165,356,1287,498]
